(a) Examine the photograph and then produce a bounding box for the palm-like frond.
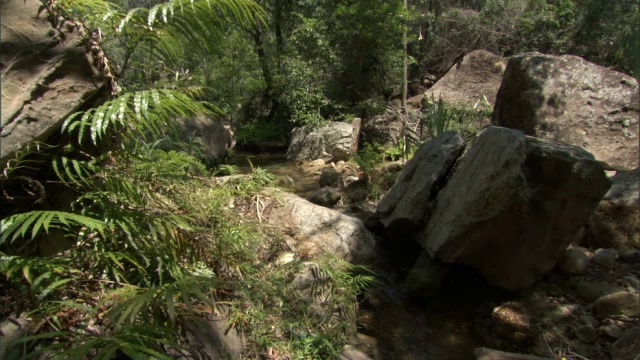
[0,211,106,245]
[62,89,217,145]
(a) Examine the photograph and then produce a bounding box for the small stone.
[276,252,295,265]
[575,325,598,344]
[623,275,640,290]
[572,280,625,302]
[340,345,372,360]
[579,315,598,328]
[474,347,552,360]
[610,326,640,360]
[593,248,618,268]
[600,324,623,339]
[619,250,640,264]
[593,292,640,317]
[558,247,591,274]
[309,187,342,207]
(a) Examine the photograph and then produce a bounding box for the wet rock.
[344,180,369,204]
[610,326,640,360]
[420,127,611,289]
[404,252,450,299]
[623,275,640,290]
[287,122,355,162]
[593,248,618,268]
[474,347,552,360]
[579,314,598,328]
[376,131,464,238]
[574,324,598,344]
[572,280,625,302]
[593,292,640,317]
[265,189,375,263]
[309,187,342,207]
[493,52,639,170]
[604,168,640,206]
[600,324,624,339]
[619,250,640,264]
[319,167,343,188]
[558,246,591,274]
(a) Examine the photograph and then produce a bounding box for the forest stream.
[228,151,521,360]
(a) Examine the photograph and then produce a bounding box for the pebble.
[593,248,618,268]
[574,324,598,344]
[558,247,591,274]
[593,291,640,317]
[619,250,640,264]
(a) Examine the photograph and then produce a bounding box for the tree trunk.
[401,0,408,113]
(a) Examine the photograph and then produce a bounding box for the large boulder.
[175,115,235,165]
[409,50,506,108]
[375,131,465,238]
[265,189,376,263]
[493,52,639,170]
[287,122,354,162]
[1,0,103,164]
[419,127,611,289]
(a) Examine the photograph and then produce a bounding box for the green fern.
[0,211,106,245]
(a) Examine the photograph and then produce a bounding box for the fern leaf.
[0,211,106,245]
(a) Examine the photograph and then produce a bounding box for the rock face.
[604,168,640,206]
[183,307,245,359]
[287,122,354,162]
[176,115,235,164]
[420,127,611,289]
[493,52,640,170]
[376,131,464,237]
[1,0,103,164]
[265,189,376,263]
[420,50,507,108]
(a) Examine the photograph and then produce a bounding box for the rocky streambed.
[229,128,639,360]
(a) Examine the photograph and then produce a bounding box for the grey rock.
[176,115,235,164]
[287,122,354,162]
[340,345,372,360]
[493,52,639,170]
[309,187,342,207]
[184,308,245,359]
[423,50,507,108]
[610,326,640,360]
[1,0,103,164]
[273,175,295,189]
[420,127,611,290]
[623,275,640,290]
[404,252,450,299]
[344,175,361,186]
[604,168,640,206]
[344,180,369,204]
[593,292,640,317]
[319,167,343,188]
[593,248,618,268]
[376,131,464,238]
[474,347,552,360]
[572,280,625,302]
[0,315,30,359]
[579,314,599,328]
[574,324,598,344]
[600,324,624,339]
[265,189,376,263]
[558,247,591,274]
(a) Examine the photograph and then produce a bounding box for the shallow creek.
[229,151,520,360]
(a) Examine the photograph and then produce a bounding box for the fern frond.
[0,211,106,245]
[62,89,215,145]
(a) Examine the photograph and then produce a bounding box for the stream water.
[228,151,519,360]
